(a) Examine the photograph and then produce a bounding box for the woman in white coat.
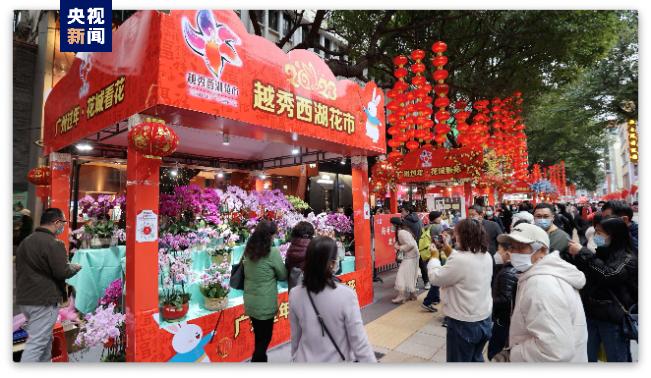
[391,217,420,304]
[289,236,376,363]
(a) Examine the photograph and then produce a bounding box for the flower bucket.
[161,303,189,322]
[202,296,228,311]
[90,237,111,249]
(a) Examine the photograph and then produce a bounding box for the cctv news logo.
[60,0,112,52]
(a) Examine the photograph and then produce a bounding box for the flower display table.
[66,246,126,314]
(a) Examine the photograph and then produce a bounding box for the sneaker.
[420,303,438,313]
[424,282,431,290]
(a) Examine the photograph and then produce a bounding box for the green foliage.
[526,11,637,190]
[83,220,116,238]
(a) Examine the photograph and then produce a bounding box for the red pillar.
[49,153,71,249]
[463,181,473,217]
[389,189,398,214]
[351,156,372,281]
[125,147,161,362]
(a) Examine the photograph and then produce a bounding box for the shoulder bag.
[230,254,245,290]
[608,289,638,341]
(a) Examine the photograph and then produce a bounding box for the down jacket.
[509,251,588,362]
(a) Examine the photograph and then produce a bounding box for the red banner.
[373,214,398,268]
[506,180,532,194]
[44,10,386,156]
[395,146,483,183]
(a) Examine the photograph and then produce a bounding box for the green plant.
[84,220,116,238]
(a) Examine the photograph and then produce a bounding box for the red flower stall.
[42,10,385,362]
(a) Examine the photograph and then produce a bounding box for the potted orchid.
[158,250,193,322]
[77,194,126,249]
[199,260,231,311]
[75,278,126,362]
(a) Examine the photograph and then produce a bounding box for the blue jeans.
[446,316,492,362]
[587,317,631,362]
[487,319,509,360]
[423,285,440,306]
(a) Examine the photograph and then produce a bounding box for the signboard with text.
[395,146,483,183]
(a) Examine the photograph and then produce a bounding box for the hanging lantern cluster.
[431,41,451,146]
[407,49,433,149]
[369,158,398,198]
[386,55,410,162]
[128,118,180,158]
[27,166,51,186]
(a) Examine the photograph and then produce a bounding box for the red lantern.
[410,49,426,61]
[387,126,400,135]
[394,68,408,78]
[433,69,449,82]
[410,63,426,74]
[431,55,448,67]
[388,139,402,148]
[433,84,449,96]
[388,151,403,161]
[431,41,448,53]
[393,55,408,66]
[455,100,467,109]
[27,167,51,186]
[435,110,451,122]
[406,140,420,150]
[435,134,447,145]
[128,121,179,158]
[434,97,450,108]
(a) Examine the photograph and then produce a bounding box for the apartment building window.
[269,11,279,32]
[282,13,292,37]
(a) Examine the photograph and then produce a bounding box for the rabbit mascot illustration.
[166,322,214,362]
[364,88,382,143]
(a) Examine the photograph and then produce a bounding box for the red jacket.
[284,237,311,272]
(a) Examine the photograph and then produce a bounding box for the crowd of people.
[14,198,638,363]
[390,199,638,362]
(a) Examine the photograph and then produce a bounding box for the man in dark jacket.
[16,208,81,362]
[601,200,638,254]
[468,205,503,255]
[487,242,518,360]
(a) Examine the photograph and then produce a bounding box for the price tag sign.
[136,210,158,243]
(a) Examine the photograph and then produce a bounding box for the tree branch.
[276,10,305,49]
[248,10,262,36]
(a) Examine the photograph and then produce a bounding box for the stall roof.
[43,10,386,160]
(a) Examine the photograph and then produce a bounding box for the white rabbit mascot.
[364,88,382,143]
[165,322,214,363]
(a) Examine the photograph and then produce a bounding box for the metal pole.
[71,160,81,230]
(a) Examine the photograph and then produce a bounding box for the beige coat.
[394,229,419,293]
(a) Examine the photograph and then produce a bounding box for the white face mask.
[494,253,504,265]
[510,252,534,272]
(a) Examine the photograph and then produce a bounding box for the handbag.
[307,290,347,361]
[608,289,638,341]
[230,255,245,290]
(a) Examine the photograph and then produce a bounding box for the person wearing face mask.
[533,203,570,256]
[491,223,587,362]
[467,205,503,255]
[601,200,638,255]
[567,217,638,362]
[487,242,518,361]
[484,206,505,233]
[16,208,82,362]
[289,236,377,362]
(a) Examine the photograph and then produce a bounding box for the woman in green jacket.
[243,220,288,362]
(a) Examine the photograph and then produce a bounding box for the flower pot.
[202,296,228,311]
[90,236,111,249]
[161,302,189,322]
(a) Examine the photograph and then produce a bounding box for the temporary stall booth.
[42,10,385,362]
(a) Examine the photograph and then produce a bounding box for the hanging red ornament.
[434,97,450,108]
[410,49,426,61]
[410,63,426,74]
[27,166,51,186]
[394,68,408,78]
[435,110,451,122]
[433,84,449,96]
[128,120,179,158]
[387,126,400,135]
[455,100,467,109]
[431,41,448,53]
[406,140,420,150]
[433,69,449,82]
[431,55,448,67]
[393,55,408,66]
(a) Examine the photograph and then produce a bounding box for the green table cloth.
[67,246,126,314]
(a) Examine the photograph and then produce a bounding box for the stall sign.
[53,76,126,137]
[396,146,483,183]
[433,197,462,212]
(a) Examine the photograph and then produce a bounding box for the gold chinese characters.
[253,81,355,135]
